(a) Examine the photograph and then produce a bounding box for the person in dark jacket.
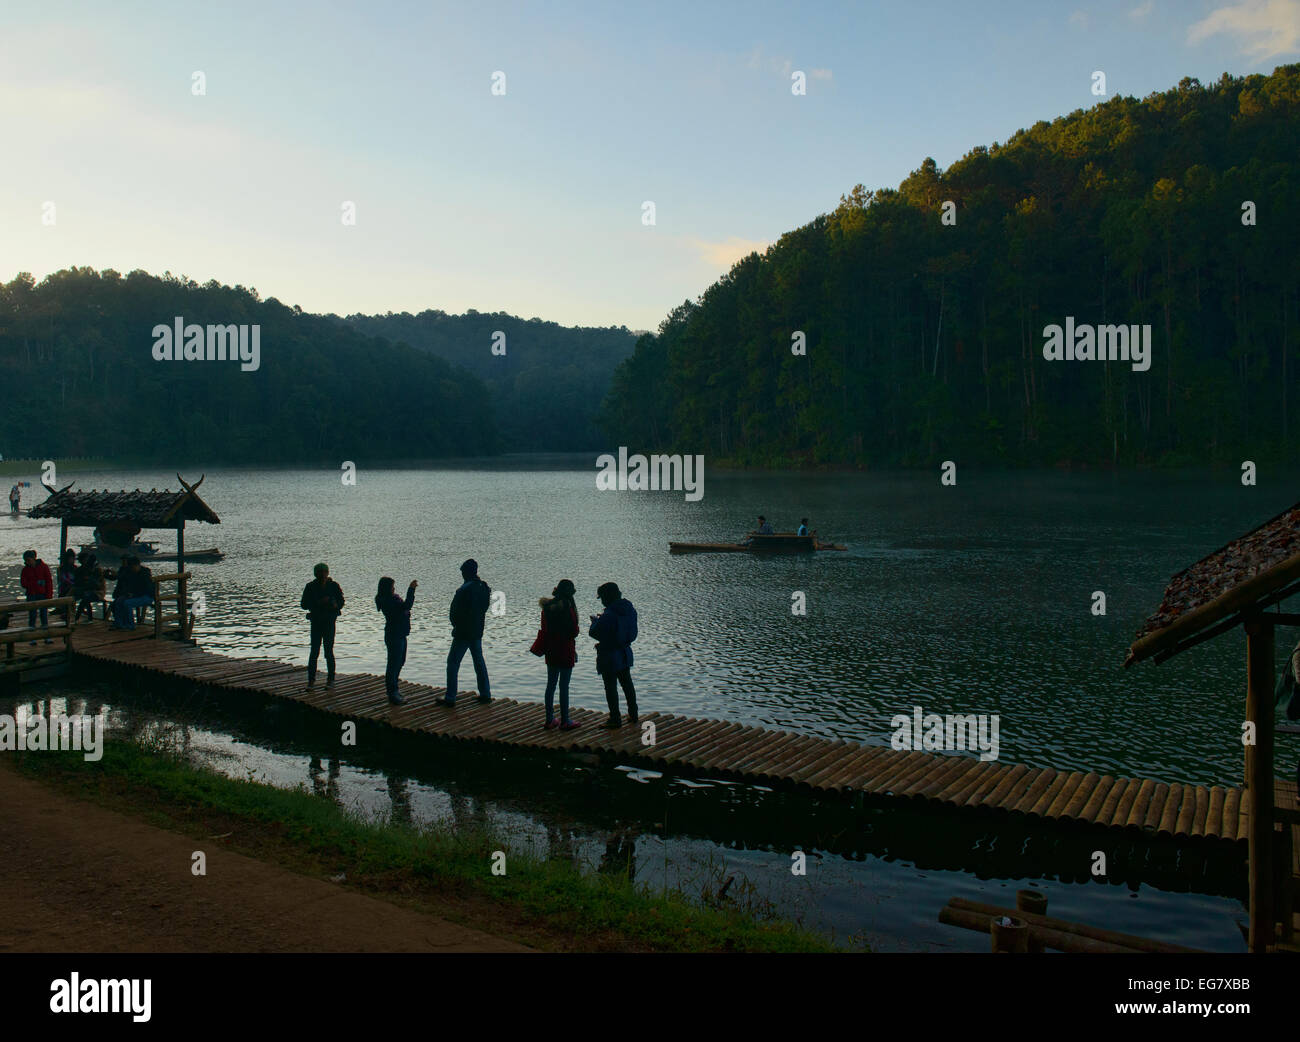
[301,562,345,688]
[375,576,417,705]
[588,581,638,728]
[538,579,579,730]
[110,556,154,630]
[56,549,78,627]
[73,550,100,622]
[440,558,492,707]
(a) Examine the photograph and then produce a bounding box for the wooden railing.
[0,596,75,669]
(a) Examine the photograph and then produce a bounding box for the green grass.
[11,739,840,953]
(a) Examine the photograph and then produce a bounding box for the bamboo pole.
[1245,617,1275,952]
[948,897,1204,953]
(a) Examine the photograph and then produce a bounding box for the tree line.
[343,310,639,450]
[598,66,1300,468]
[0,268,497,462]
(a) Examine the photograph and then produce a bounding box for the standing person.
[301,562,345,689]
[110,555,154,630]
[9,484,21,513]
[797,518,810,537]
[73,551,101,622]
[20,550,54,644]
[589,581,638,729]
[537,579,579,730]
[375,576,417,705]
[56,549,78,626]
[440,559,492,707]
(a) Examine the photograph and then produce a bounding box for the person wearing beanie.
[536,579,579,729]
[440,558,492,707]
[588,581,638,728]
[300,562,345,688]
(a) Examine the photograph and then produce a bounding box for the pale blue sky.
[2,0,1296,329]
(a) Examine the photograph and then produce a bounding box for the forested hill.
[0,268,497,462]
[343,310,639,450]
[599,66,1300,468]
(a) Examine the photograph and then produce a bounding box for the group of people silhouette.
[299,560,639,729]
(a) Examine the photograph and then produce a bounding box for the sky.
[2,0,1298,330]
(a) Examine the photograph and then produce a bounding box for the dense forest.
[599,66,1300,467]
[343,310,638,450]
[0,268,496,462]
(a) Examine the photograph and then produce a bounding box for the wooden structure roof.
[1125,499,1300,666]
[28,474,220,529]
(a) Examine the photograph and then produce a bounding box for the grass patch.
[11,738,840,953]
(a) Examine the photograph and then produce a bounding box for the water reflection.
[0,674,1251,952]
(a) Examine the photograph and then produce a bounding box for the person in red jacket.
[20,550,54,644]
[538,579,579,730]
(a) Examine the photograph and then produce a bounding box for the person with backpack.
[375,576,417,705]
[588,581,638,729]
[301,562,345,688]
[440,558,492,707]
[536,579,579,730]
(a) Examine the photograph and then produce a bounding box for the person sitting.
[797,518,810,537]
[109,556,154,630]
[757,515,775,535]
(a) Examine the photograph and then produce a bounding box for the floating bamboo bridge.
[15,617,1280,847]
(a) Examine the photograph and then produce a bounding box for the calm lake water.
[3,460,1294,950]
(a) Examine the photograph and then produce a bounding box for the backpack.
[616,603,638,647]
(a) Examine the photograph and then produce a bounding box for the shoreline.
[5,740,842,953]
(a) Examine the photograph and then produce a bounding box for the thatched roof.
[1126,500,1300,666]
[29,474,220,528]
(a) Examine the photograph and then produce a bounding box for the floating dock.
[48,619,1277,845]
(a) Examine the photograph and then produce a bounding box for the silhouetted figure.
[757,515,774,535]
[441,559,491,707]
[109,555,153,630]
[538,579,579,730]
[589,581,638,728]
[301,562,345,688]
[375,576,417,705]
[797,517,810,536]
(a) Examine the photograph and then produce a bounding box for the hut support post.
[59,520,67,559]
[1245,617,1276,952]
[177,523,184,576]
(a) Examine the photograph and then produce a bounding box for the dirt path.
[0,765,530,953]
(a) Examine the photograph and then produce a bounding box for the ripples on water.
[3,463,1297,789]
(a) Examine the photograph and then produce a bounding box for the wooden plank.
[1205,785,1227,840]
[1156,784,1184,837]
[1174,785,1199,836]
[1190,785,1211,838]
[1040,769,1092,815]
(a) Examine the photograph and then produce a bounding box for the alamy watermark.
[151,316,261,371]
[50,973,150,1022]
[0,708,104,760]
[596,447,704,501]
[891,705,1000,761]
[1042,317,1151,372]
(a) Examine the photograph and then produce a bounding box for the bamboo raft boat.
[57,620,1259,844]
[79,542,225,562]
[670,532,847,553]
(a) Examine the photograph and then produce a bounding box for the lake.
[3,460,1295,950]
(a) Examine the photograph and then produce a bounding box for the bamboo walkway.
[59,621,1263,844]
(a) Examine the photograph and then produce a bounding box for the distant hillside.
[343,310,638,450]
[0,268,497,462]
[600,66,1300,467]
